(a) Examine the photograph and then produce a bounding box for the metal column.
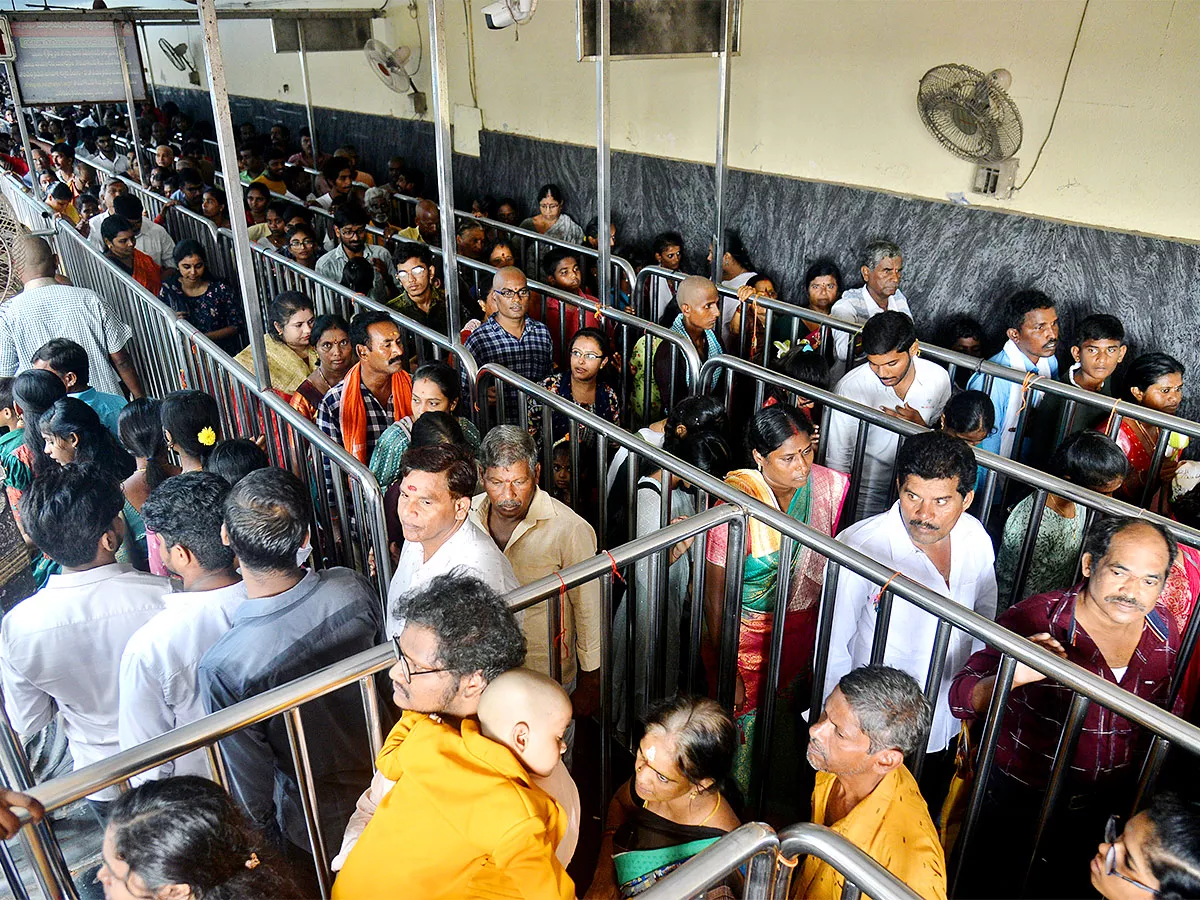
[296,23,320,166]
[194,0,272,391]
[710,0,734,283]
[426,0,461,342]
[115,23,148,184]
[138,24,159,108]
[2,62,41,200]
[594,0,611,310]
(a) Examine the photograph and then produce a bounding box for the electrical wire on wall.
[1016,0,1089,191]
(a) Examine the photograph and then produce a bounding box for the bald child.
[332,669,575,900]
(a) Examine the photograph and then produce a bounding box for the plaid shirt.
[463,316,553,417]
[949,584,1181,790]
[316,371,397,494]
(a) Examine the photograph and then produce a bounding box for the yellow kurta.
[332,712,574,900]
[795,766,947,900]
[234,338,315,396]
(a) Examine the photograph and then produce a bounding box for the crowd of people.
[1,98,1199,900]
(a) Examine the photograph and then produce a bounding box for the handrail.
[634,264,1200,441]
[699,354,1200,550]
[14,643,395,817]
[635,823,778,900]
[774,823,925,900]
[477,364,1200,757]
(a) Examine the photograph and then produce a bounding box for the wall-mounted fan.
[917,64,1023,162]
[364,38,420,95]
[159,38,201,86]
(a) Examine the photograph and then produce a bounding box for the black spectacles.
[392,636,449,682]
[493,287,531,300]
[1104,816,1156,894]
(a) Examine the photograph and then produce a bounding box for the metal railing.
[480,363,1200,888]
[43,205,393,595]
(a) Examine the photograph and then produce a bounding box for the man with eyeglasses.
[950,516,1181,899]
[199,468,384,895]
[316,204,395,305]
[464,267,553,418]
[332,572,582,876]
[387,242,452,364]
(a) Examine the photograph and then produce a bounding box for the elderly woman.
[587,695,740,899]
[519,183,584,245]
[704,404,849,796]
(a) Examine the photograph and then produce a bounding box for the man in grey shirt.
[199,467,385,889]
[314,204,395,304]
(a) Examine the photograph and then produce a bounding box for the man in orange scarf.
[316,310,413,465]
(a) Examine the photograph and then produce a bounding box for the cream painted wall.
[142,0,1200,242]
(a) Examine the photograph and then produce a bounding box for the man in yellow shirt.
[795,665,947,900]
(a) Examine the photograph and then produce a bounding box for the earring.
[689,789,698,800]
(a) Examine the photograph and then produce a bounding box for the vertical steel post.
[285,709,332,898]
[138,24,159,109]
[594,0,611,310]
[710,0,734,284]
[3,62,41,200]
[194,0,271,391]
[296,23,320,166]
[116,23,147,185]
[426,0,461,343]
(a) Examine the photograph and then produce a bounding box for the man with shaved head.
[0,236,143,398]
[463,267,553,417]
[397,198,442,245]
[653,274,724,410]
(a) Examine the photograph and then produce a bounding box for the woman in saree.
[234,291,317,400]
[586,695,740,899]
[1112,351,1185,513]
[703,403,849,795]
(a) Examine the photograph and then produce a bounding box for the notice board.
[10,20,146,104]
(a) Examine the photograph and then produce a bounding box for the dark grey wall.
[155,86,1200,412]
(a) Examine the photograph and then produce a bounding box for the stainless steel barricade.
[0,175,53,233]
[50,220,393,595]
[478,363,1200,886]
[162,203,234,281]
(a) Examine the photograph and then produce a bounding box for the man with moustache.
[385,444,519,637]
[950,516,1180,899]
[798,665,946,900]
[317,310,414,468]
[823,431,996,810]
[829,240,910,363]
[470,427,601,718]
[968,288,1060,461]
[824,312,951,519]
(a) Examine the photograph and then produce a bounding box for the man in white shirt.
[707,230,757,347]
[119,473,247,782]
[823,431,997,810]
[387,443,519,636]
[829,240,911,363]
[86,179,128,252]
[825,312,952,520]
[0,468,170,805]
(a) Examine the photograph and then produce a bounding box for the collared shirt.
[388,284,455,362]
[315,243,394,305]
[316,371,397,465]
[949,585,1180,790]
[0,563,170,798]
[74,386,128,437]
[967,339,1059,459]
[824,357,952,519]
[463,316,553,413]
[0,281,133,396]
[825,503,997,752]
[719,270,756,347]
[199,568,384,852]
[828,287,912,361]
[470,489,600,684]
[118,580,248,782]
[796,766,947,900]
[134,219,176,271]
[386,518,519,637]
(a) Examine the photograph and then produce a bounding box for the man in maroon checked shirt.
[949,515,1180,900]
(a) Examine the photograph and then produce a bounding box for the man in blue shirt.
[967,289,1060,461]
[199,468,385,890]
[31,338,127,436]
